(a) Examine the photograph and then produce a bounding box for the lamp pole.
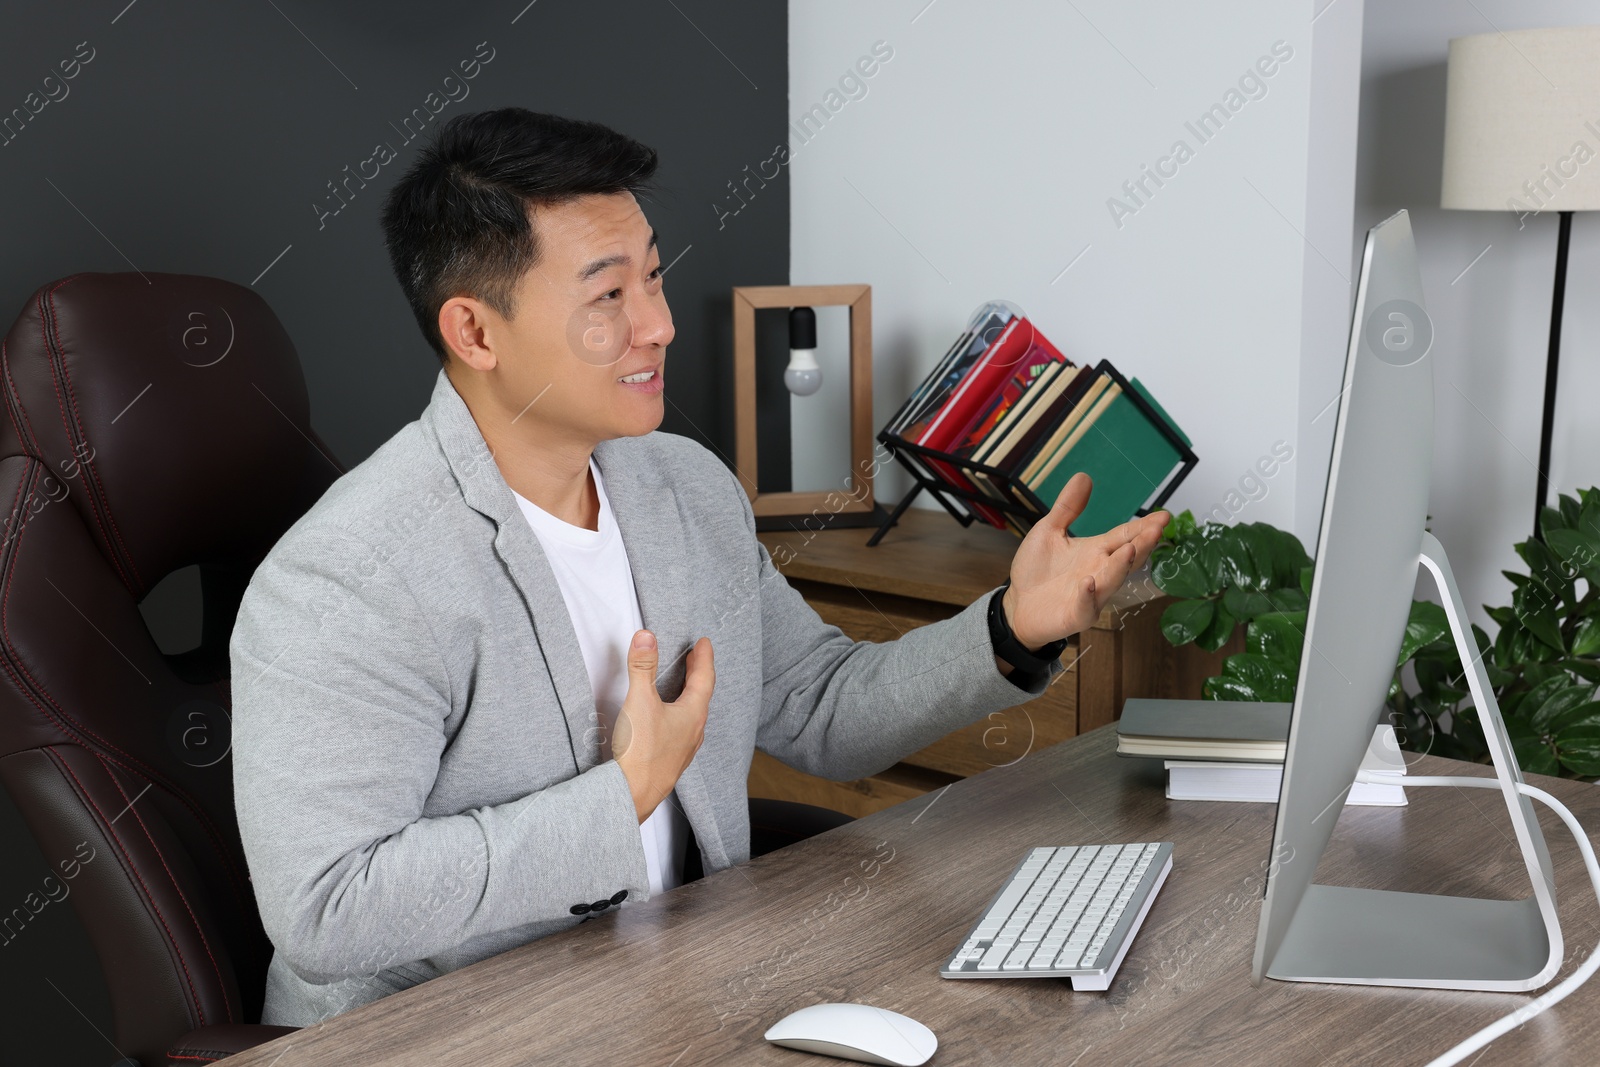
[1535,210,1573,537]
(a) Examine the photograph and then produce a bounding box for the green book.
[1029,390,1183,535]
[1129,377,1191,447]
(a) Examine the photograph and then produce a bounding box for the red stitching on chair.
[168,1054,224,1063]
[33,288,135,592]
[94,752,234,1025]
[45,746,206,1029]
[0,342,17,450]
[0,461,255,930]
[46,280,143,588]
[3,339,45,459]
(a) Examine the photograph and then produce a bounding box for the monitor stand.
[1265,532,1564,992]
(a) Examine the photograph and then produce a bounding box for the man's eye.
[598,288,621,301]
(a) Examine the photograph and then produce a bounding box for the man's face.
[472,191,673,442]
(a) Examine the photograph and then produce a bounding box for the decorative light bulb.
[785,306,822,397]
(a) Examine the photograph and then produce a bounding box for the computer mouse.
[764,1002,938,1066]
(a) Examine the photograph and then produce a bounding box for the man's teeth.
[619,370,656,383]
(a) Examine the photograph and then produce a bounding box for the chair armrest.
[167,1024,299,1064]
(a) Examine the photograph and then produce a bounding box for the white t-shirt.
[512,458,686,895]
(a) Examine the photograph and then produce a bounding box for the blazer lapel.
[594,437,725,867]
[421,371,598,771]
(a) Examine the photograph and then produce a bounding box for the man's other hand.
[613,631,714,823]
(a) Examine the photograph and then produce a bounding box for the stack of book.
[874,302,1196,542]
[1116,698,1408,807]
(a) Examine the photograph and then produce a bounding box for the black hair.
[380,108,658,363]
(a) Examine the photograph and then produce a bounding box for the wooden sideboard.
[750,507,1242,818]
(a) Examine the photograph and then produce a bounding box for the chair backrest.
[0,272,341,1062]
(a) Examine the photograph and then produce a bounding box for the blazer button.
[590,899,611,912]
[610,890,628,905]
[570,903,591,915]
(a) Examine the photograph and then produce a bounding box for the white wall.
[1357,1,1600,628]
[788,0,1363,549]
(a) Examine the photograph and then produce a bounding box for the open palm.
[1003,472,1169,649]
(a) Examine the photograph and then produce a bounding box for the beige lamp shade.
[1441,25,1600,212]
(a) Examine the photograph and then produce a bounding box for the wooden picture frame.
[732,284,875,520]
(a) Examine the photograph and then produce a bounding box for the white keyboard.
[940,842,1173,990]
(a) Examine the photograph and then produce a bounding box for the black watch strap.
[987,582,1068,679]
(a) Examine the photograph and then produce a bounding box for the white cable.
[1353,772,1600,1067]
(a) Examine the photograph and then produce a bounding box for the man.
[230,107,1167,1026]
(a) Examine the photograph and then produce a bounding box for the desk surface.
[227,729,1600,1067]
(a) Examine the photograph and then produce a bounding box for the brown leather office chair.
[0,272,340,1065]
[0,271,855,1065]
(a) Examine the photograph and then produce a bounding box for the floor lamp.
[1440,25,1600,536]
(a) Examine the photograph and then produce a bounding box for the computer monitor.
[1251,210,1563,991]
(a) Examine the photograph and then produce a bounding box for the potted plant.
[1148,489,1600,779]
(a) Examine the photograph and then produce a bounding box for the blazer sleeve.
[229,525,648,983]
[728,466,1067,781]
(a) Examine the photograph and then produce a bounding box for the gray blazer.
[229,369,1060,1025]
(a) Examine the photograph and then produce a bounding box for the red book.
[915,317,1032,451]
[910,318,1037,528]
[951,339,1068,457]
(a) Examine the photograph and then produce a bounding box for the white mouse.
[764,1002,938,1066]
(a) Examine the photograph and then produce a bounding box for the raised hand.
[1002,472,1169,650]
[613,630,715,823]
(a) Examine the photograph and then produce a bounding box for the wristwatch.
[987,581,1068,686]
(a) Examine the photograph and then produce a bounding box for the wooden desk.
[751,507,1240,817]
[224,728,1600,1066]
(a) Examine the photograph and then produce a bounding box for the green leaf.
[1222,586,1276,622]
[1558,493,1581,530]
[1397,601,1451,666]
[1151,544,1213,599]
[1204,530,1263,592]
[1579,489,1600,541]
[1238,523,1309,592]
[1248,611,1307,669]
[1493,622,1521,671]
[1218,652,1297,702]
[1543,528,1600,584]
[1513,585,1566,652]
[1554,725,1600,776]
[1161,509,1198,543]
[1562,658,1600,684]
[1546,700,1600,734]
[1160,598,1215,647]
[1265,587,1310,614]
[1299,564,1313,596]
[1526,677,1594,733]
[1195,599,1238,653]
[1522,660,1564,688]
[1542,504,1571,535]
[1517,538,1578,604]
[1573,617,1600,658]
[1513,735,1561,776]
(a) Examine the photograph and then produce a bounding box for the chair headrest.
[1,272,339,595]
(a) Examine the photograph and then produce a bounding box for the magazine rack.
[868,360,1197,547]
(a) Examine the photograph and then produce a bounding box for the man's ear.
[439,296,499,370]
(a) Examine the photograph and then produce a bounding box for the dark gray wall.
[0,1,788,1060]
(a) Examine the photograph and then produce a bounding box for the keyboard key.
[978,943,1011,971]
